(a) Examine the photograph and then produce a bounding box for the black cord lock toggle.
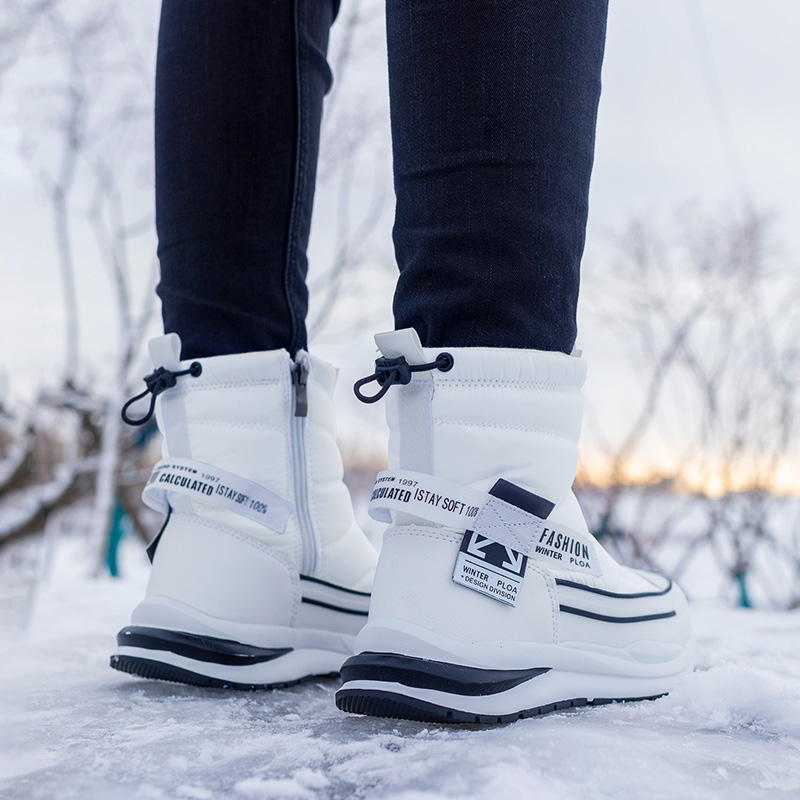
[353,352,453,404]
[121,362,202,426]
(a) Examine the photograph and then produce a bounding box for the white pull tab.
[374,328,428,365]
[148,333,182,370]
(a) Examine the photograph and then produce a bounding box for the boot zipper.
[291,358,316,574]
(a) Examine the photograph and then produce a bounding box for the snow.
[3,535,800,800]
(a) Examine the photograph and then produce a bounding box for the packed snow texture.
[2,535,800,800]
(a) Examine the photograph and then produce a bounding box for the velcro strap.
[368,469,487,529]
[472,498,601,576]
[369,469,602,576]
[143,458,293,533]
[470,495,545,555]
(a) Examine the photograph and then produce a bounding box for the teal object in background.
[106,496,128,577]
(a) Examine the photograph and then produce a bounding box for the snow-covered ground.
[2,535,800,800]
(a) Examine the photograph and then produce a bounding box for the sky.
[0,0,798,484]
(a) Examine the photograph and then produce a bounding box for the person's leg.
[155,0,337,359]
[113,0,378,690]
[338,1,692,722]
[388,0,608,354]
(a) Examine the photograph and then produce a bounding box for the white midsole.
[355,617,694,679]
[338,666,688,716]
[115,645,346,684]
[131,598,357,654]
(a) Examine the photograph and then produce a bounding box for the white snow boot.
[111,334,377,689]
[335,328,692,722]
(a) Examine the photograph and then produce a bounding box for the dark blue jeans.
[156,0,608,358]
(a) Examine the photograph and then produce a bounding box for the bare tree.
[0,0,391,577]
[0,0,61,84]
[578,207,800,606]
[1,2,160,572]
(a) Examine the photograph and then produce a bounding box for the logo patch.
[452,531,528,607]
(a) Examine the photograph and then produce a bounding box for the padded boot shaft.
[147,333,376,591]
[375,328,587,534]
[373,329,649,591]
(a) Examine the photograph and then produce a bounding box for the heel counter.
[366,527,558,647]
[145,514,300,626]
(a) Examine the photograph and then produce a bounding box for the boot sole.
[335,689,662,724]
[110,626,345,690]
[110,654,337,691]
[335,651,669,724]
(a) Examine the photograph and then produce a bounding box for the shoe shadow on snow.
[105,670,594,735]
[105,672,343,710]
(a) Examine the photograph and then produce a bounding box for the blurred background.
[1,0,798,631]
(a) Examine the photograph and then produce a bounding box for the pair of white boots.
[111,329,692,723]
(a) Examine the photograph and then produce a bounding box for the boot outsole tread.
[335,689,664,724]
[110,654,337,691]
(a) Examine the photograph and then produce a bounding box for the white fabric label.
[368,469,487,530]
[528,519,602,576]
[143,458,293,534]
[452,531,527,607]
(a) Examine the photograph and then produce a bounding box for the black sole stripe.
[111,654,337,691]
[556,577,673,599]
[559,606,677,624]
[116,627,292,666]
[300,574,371,597]
[340,652,550,696]
[301,597,369,616]
[336,688,665,725]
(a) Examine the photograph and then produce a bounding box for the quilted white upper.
[148,333,376,592]
[374,328,668,597]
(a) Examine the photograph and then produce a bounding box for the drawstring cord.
[353,353,453,404]
[121,362,202,426]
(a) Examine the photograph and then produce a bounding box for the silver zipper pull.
[292,360,308,417]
